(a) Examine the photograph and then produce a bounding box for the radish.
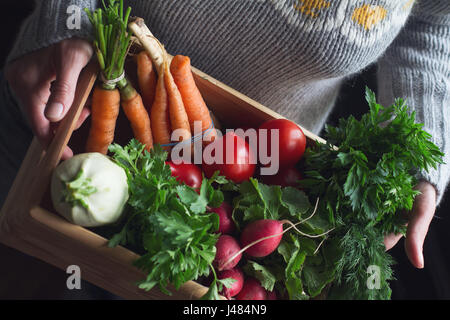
[240,219,283,258]
[218,267,244,299]
[209,201,235,234]
[214,235,242,271]
[235,278,267,300]
[266,290,277,300]
[239,217,333,258]
[219,199,333,269]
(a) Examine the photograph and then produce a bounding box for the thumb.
[44,61,85,122]
[45,40,92,122]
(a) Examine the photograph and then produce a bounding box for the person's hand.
[384,181,437,269]
[5,38,93,159]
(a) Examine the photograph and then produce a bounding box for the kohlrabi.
[51,153,129,227]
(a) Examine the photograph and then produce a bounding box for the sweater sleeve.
[377,0,450,205]
[6,0,97,64]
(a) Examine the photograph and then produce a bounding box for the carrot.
[150,69,172,149]
[86,86,121,154]
[164,60,192,145]
[84,0,133,153]
[120,81,154,151]
[136,51,157,111]
[170,55,217,144]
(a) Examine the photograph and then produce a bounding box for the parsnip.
[128,17,166,74]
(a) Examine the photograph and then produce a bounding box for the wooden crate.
[0,58,324,300]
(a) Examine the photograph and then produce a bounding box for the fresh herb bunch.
[231,178,336,299]
[301,87,444,299]
[107,140,232,299]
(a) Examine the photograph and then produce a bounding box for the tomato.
[234,127,258,152]
[260,166,303,188]
[202,131,256,183]
[258,119,306,168]
[166,161,202,190]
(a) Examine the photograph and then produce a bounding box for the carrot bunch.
[85,0,153,154]
[170,55,217,144]
[85,3,216,155]
[134,48,217,151]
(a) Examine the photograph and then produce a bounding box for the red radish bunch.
[214,235,242,271]
[235,278,267,300]
[218,267,244,298]
[266,290,277,300]
[240,219,283,258]
[210,200,325,300]
[209,201,235,234]
[211,219,287,300]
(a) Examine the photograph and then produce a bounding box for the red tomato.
[202,131,256,183]
[260,166,303,188]
[234,127,258,153]
[258,119,306,168]
[166,161,202,189]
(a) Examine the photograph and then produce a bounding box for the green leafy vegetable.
[243,261,277,292]
[107,140,226,298]
[200,277,236,300]
[301,87,444,299]
[101,87,442,301]
[231,178,333,299]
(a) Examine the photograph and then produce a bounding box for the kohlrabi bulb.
[51,153,129,227]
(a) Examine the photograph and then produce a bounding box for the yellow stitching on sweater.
[402,0,414,11]
[352,5,387,30]
[293,0,331,18]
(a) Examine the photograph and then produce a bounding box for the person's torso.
[128,0,415,132]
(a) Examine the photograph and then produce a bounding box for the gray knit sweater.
[7,0,450,204]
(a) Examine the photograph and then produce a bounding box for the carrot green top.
[85,0,131,90]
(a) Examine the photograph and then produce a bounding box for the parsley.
[301,87,444,299]
[107,140,228,298]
